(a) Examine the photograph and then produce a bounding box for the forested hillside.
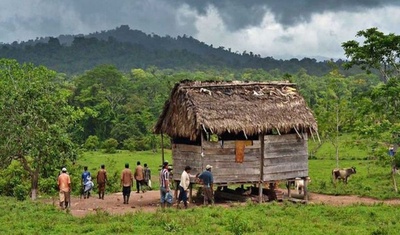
[0,25,364,76]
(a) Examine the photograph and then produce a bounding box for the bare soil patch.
[45,190,400,217]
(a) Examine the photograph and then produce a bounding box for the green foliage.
[123,137,136,152]
[342,27,400,83]
[84,135,100,151]
[0,161,30,200]
[102,138,118,153]
[0,59,80,199]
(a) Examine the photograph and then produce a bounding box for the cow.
[332,167,356,184]
[294,177,311,194]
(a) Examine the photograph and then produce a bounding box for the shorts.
[59,191,70,203]
[122,186,131,196]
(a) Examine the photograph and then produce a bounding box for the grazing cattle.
[332,167,356,183]
[294,177,311,194]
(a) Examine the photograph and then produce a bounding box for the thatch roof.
[154,80,317,140]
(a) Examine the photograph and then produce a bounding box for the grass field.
[4,138,400,234]
[77,150,172,191]
[2,196,400,234]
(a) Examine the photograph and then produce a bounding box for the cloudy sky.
[1,0,400,60]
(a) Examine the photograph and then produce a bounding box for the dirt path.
[308,193,400,206]
[46,190,400,217]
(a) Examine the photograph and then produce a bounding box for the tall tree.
[0,59,80,200]
[342,28,400,83]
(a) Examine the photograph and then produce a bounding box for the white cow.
[294,177,311,194]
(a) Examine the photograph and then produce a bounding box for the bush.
[13,185,28,201]
[84,135,99,151]
[103,138,118,153]
[123,138,136,152]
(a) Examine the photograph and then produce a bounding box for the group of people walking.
[57,161,151,209]
[57,160,213,210]
[121,161,152,204]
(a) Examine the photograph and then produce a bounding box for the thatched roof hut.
[154,80,317,140]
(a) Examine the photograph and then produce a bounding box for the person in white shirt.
[177,166,193,209]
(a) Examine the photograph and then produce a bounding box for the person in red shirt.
[57,167,71,209]
[96,164,107,200]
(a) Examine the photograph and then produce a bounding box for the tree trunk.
[31,170,39,200]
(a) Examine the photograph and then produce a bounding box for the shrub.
[84,135,99,151]
[123,138,136,152]
[103,138,118,153]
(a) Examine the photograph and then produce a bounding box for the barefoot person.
[121,163,133,204]
[57,167,71,209]
[96,164,107,199]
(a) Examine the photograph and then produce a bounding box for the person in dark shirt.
[198,164,214,205]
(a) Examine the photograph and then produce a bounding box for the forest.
[0,25,366,76]
[0,27,399,200]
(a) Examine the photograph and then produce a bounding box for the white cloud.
[191,6,400,60]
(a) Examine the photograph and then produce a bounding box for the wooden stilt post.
[303,177,308,202]
[161,133,165,165]
[189,183,193,203]
[259,134,265,203]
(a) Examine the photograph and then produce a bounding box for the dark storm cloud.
[175,0,400,30]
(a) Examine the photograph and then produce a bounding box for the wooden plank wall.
[201,140,261,184]
[172,144,202,181]
[171,134,309,184]
[263,134,308,181]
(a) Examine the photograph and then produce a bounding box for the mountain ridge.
[0,25,360,76]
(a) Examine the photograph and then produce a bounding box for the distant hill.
[0,25,362,76]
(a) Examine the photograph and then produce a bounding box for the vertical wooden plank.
[161,133,165,165]
[303,177,308,202]
[259,134,265,203]
[174,180,179,201]
[201,131,204,171]
[189,183,193,203]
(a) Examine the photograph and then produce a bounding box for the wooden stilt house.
[154,80,318,201]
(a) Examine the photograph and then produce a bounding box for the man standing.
[159,161,170,209]
[57,167,71,209]
[134,161,144,193]
[143,163,151,190]
[198,165,214,205]
[177,166,192,209]
[96,164,107,199]
[121,163,133,204]
[81,166,91,199]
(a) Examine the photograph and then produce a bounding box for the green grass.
[308,134,370,160]
[77,150,172,190]
[2,196,400,234]
[308,159,400,199]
